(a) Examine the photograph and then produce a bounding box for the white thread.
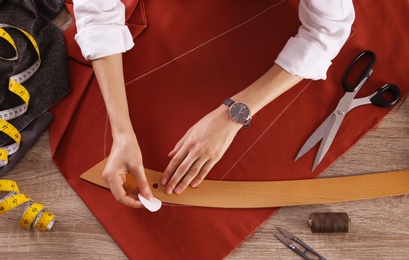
[103,114,109,157]
[219,80,313,180]
[125,1,285,85]
[105,1,285,154]
[105,2,357,183]
[218,25,357,180]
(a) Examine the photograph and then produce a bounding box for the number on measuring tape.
[0,24,41,167]
[0,25,53,231]
[0,180,55,231]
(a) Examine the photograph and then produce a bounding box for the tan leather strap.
[80,158,409,208]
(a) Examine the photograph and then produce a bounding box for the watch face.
[229,102,251,123]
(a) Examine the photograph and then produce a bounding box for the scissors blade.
[273,233,311,260]
[277,227,327,260]
[274,227,325,260]
[312,112,345,171]
[295,115,334,161]
[273,232,291,246]
[276,226,295,239]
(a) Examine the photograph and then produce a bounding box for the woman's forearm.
[91,54,153,204]
[230,64,303,116]
[91,54,134,139]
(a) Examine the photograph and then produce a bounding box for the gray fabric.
[0,0,71,146]
[0,111,54,176]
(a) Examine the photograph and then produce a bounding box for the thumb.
[132,165,153,200]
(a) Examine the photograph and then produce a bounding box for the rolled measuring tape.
[0,179,55,231]
[0,24,40,167]
[308,212,351,233]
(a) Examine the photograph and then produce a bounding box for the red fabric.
[50,1,409,259]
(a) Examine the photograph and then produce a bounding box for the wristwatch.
[223,98,252,128]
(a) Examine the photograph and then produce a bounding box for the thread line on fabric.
[104,1,285,155]
[219,80,312,180]
[124,1,285,86]
[219,24,357,180]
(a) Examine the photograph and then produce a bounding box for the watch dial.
[230,103,250,123]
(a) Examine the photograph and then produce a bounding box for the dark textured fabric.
[0,0,70,173]
[0,111,54,177]
[0,0,70,146]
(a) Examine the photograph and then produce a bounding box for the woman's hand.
[91,53,153,208]
[161,105,242,194]
[160,65,303,195]
[102,133,153,208]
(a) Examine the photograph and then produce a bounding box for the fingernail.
[174,187,181,194]
[146,191,153,200]
[161,178,167,185]
[191,181,198,188]
[166,187,173,195]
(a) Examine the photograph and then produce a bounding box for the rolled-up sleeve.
[275,0,355,80]
[73,0,134,60]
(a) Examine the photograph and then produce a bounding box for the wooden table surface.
[1,8,409,260]
[1,93,408,260]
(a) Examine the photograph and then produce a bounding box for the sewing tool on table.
[0,25,54,230]
[274,213,349,259]
[273,226,326,260]
[0,180,55,231]
[308,212,351,233]
[295,50,401,171]
[0,24,40,167]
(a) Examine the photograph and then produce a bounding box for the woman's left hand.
[161,105,241,194]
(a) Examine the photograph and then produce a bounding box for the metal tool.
[273,227,326,260]
[295,50,400,171]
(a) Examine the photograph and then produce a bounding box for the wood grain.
[2,100,408,260]
[1,7,408,260]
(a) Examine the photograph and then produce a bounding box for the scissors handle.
[370,83,401,108]
[342,50,376,92]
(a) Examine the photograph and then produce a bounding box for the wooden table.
[1,8,409,260]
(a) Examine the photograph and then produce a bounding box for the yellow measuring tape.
[0,25,54,230]
[0,179,55,231]
[0,24,39,167]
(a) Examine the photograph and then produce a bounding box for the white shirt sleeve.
[73,0,134,61]
[275,0,355,80]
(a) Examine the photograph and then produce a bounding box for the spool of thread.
[308,212,351,233]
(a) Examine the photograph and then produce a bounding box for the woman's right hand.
[90,53,153,208]
[102,132,153,208]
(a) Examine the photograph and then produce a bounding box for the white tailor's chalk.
[138,193,162,212]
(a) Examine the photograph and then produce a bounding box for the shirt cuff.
[275,36,331,80]
[74,24,134,60]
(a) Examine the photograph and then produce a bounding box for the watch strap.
[223,98,235,107]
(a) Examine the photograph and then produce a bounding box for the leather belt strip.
[0,24,40,167]
[81,158,409,208]
[0,179,55,231]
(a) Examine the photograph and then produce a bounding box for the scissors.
[295,50,401,171]
[273,227,326,260]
